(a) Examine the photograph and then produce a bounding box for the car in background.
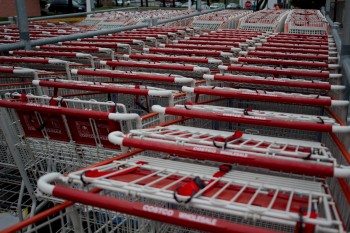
[209,2,224,9]
[48,0,86,13]
[190,2,210,9]
[114,0,131,5]
[226,2,240,9]
[175,2,182,7]
[181,2,190,7]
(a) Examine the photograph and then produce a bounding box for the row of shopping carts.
[183,10,251,31]
[75,9,200,30]
[285,9,329,35]
[237,9,290,32]
[0,9,349,233]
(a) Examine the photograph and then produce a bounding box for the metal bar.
[0,41,26,52]
[325,0,331,15]
[15,0,31,50]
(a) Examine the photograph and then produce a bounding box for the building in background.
[0,0,41,17]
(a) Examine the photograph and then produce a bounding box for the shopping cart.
[34,151,345,233]
[118,31,174,43]
[134,27,189,38]
[122,54,223,70]
[180,85,348,120]
[8,50,97,69]
[143,47,234,63]
[184,36,255,47]
[203,73,344,100]
[99,59,210,78]
[158,43,239,53]
[94,35,158,48]
[230,57,339,70]
[109,123,350,177]
[284,10,329,35]
[31,79,186,119]
[249,44,337,55]
[238,9,290,32]
[70,68,196,91]
[173,39,248,50]
[0,93,142,166]
[58,41,133,56]
[0,56,89,80]
[0,66,67,97]
[81,35,152,48]
[272,32,332,41]
[35,45,115,60]
[260,37,333,47]
[239,50,338,62]
[218,64,342,82]
[2,182,283,233]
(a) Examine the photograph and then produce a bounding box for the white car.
[191,2,210,9]
[210,2,225,9]
[114,0,130,5]
[181,2,190,7]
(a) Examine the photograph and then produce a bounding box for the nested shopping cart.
[70,68,196,90]
[247,43,337,56]
[180,85,348,121]
[218,64,342,82]
[0,93,146,219]
[108,123,350,227]
[229,57,339,70]
[259,36,333,47]
[122,53,223,70]
[94,34,158,47]
[0,93,146,174]
[143,47,234,63]
[238,9,290,32]
[133,28,190,39]
[98,59,210,78]
[0,56,89,80]
[32,150,346,233]
[184,35,256,47]
[0,66,68,97]
[239,50,338,62]
[269,33,333,47]
[202,73,344,100]
[8,50,97,69]
[152,102,350,140]
[35,45,115,60]
[158,43,240,54]
[32,79,186,118]
[58,41,134,55]
[79,36,149,50]
[119,31,175,43]
[173,38,249,50]
[284,9,329,35]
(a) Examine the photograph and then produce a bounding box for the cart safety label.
[191,147,248,158]
[220,150,248,158]
[142,205,217,226]
[192,147,217,154]
[178,212,217,226]
[142,205,174,216]
[26,103,60,109]
[222,113,266,120]
[249,92,278,97]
